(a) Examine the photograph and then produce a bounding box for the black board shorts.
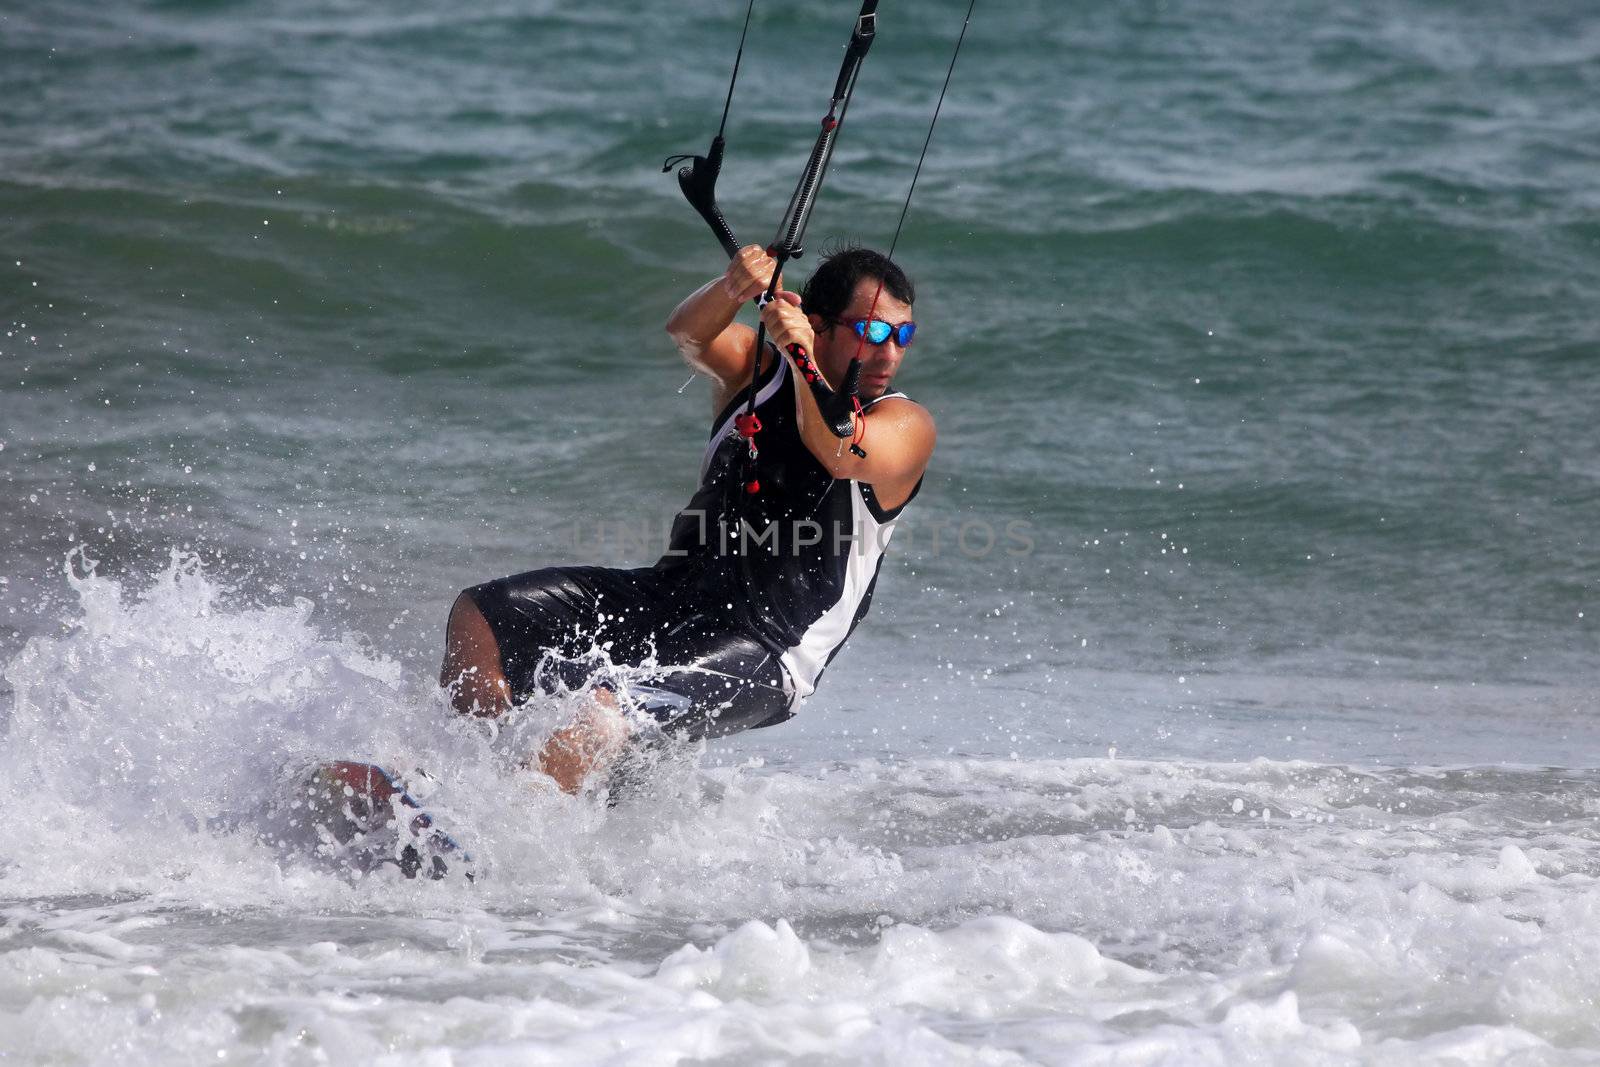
[463,566,792,742]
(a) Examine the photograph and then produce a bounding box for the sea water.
[3,0,1599,1062]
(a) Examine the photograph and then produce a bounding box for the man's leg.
[441,583,641,794]
[440,592,512,718]
[442,572,789,796]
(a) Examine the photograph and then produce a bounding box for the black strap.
[744,0,882,445]
[661,0,758,258]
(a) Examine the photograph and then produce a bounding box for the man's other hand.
[760,290,819,369]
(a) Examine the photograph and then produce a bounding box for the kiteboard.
[289,760,473,881]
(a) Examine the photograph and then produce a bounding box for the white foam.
[3,554,1599,1063]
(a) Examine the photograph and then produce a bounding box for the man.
[439,243,935,792]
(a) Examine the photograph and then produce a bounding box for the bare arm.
[664,245,783,408]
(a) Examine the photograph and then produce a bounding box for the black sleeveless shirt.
[653,351,919,700]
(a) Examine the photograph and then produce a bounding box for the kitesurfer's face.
[809,278,913,401]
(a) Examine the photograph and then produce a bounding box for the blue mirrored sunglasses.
[838,318,916,347]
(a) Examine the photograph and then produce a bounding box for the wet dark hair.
[799,245,915,325]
